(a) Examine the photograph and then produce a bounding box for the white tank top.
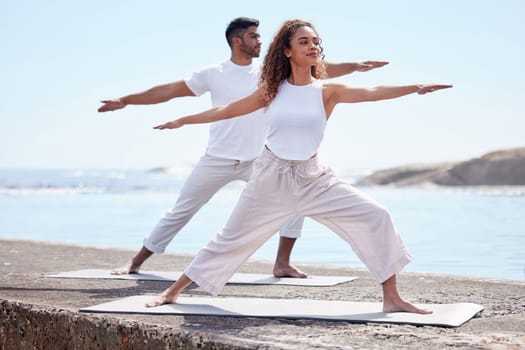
[266,79,327,160]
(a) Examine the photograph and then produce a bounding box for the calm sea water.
[1,168,524,281]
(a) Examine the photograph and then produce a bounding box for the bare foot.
[273,263,308,278]
[111,263,140,275]
[383,298,432,314]
[145,293,178,307]
[112,247,153,275]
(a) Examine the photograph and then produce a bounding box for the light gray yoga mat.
[47,269,358,286]
[80,295,483,327]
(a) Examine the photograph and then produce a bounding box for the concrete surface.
[1,238,524,349]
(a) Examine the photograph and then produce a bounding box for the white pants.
[185,148,412,295]
[143,154,304,254]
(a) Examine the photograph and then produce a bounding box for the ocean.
[1,167,524,281]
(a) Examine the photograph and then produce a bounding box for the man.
[98,17,387,278]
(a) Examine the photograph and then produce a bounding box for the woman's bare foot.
[381,274,432,314]
[273,263,308,278]
[145,274,193,307]
[145,293,178,307]
[382,298,432,314]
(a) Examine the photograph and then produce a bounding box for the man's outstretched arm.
[325,61,389,79]
[98,80,195,112]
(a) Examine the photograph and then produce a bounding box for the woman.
[147,19,452,313]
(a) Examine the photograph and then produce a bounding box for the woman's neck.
[287,67,314,86]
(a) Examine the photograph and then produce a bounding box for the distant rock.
[148,163,195,179]
[356,162,456,186]
[356,147,525,186]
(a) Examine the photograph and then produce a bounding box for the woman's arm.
[153,87,266,130]
[323,83,452,117]
[336,83,452,102]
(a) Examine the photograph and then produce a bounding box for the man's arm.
[98,80,195,112]
[324,61,389,79]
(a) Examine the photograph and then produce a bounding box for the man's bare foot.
[273,263,308,278]
[111,247,153,275]
[382,298,432,314]
[111,263,140,275]
[145,293,178,307]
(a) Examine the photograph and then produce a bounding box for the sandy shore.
[0,238,524,349]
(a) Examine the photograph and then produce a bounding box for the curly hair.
[260,19,327,105]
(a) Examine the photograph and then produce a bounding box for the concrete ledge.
[0,299,252,350]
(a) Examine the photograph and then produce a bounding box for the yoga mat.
[47,269,358,286]
[80,295,483,327]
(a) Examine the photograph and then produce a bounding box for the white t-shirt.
[184,60,266,161]
[266,80,327,160]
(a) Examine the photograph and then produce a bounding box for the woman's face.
[285,26,321,66]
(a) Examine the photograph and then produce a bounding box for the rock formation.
[356,147,525,186]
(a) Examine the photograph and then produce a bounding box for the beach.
[1,238,524,349]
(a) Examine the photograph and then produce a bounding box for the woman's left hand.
[416,84,453,94]
[153,119,184,130]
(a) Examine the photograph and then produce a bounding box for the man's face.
[239,25,262,58]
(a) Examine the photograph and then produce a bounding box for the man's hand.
[356,61,389,72]
[153,119,184,130]
[98,99,126,112]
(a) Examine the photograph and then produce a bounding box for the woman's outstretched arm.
[331,83,453,103]
[153,88,266,130]
[323,83,453,117]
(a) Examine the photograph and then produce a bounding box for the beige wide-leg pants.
[144,154,304,254]
[185,148,412,295]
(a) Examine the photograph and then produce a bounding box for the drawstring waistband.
[261,146,325,180]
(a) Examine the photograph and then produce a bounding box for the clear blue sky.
[2,1,524,172]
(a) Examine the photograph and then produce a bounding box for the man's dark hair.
[225,17,259,48]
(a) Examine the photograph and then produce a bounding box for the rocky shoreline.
[357,147,525,187]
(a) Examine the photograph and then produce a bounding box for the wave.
[358,182,525,196]
[440,185,525,196]
[0,186,105,196]
[0,168,185,196]
[64,170,127,180]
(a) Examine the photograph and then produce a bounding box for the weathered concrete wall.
[0,300,252,350]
